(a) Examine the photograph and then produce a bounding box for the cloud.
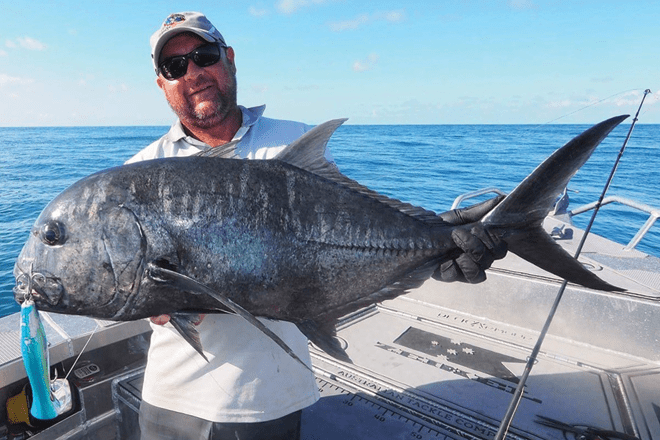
[0,73,34,87]
[648,90,660,106]
[329,14,370,32]
[329,10,405,32]
[108,83,129,93]
[380,10,405,23]
[543,90,658,114]
[249,6,268,17]
[18,37,47,50]
[547,99,572,109]
[353,53,379,72]
[6,37,47,51]
[613,90,651,107]
[276,0,329,14]
[0,49,6,57]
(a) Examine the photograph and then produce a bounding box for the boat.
[0,187,658,440]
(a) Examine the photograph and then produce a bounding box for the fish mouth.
[13,265,64,307]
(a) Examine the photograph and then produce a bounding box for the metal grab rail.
[569,196,660,251]
[451,190,659,252]
[449,188,507,210]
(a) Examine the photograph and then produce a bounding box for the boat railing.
[569,196,660,251]
[450,188,507,210]
[451,189,659,252]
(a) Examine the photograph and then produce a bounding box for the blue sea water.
[1,123,659,318]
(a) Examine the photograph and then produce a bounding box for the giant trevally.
[13,115,628,362]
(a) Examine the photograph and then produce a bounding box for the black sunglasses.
[158,43,224,81]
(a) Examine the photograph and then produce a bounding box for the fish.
[13,115,628,362]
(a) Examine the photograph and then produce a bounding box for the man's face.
[156,33,238,129]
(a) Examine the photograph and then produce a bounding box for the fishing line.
[493,88,651,440]
[540,88,642,125]
[63,323,100,382]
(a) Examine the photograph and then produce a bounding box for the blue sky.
[2,1,659,126]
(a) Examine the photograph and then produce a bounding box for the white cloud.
[276,0,329,14]
[5,37,47,51]
[353,53,379,72]
[0,73,34,87]
[329,14,369,32]
[547,99,572,109]
[613,90,649,107]
[0,49,6,57]
[16,37,47,51]
[329,10,405,32]
[379,10,405,23]
[649,90,660,105]
[249,6,268,17]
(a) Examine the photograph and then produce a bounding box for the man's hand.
[434,195,508,284]
[149,314,206,326]
[150,314,171,325]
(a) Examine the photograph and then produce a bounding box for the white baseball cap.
[150,12,227,73]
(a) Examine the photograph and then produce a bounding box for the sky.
[2,0,659,126]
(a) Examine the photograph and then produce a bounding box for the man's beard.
[170,75,238,129]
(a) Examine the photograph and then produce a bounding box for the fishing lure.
[6,297,73,426]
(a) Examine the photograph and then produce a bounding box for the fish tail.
[481,115,629,292]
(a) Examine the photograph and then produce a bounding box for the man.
[129,11,506,440]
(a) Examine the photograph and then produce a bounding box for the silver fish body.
[13,116,628,359]
[16,156,449,321]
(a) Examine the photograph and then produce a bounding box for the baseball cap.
[150,12,227,72]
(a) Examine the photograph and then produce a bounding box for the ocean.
[1,123,659,318]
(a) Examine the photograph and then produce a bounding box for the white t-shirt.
[127,105,321,422]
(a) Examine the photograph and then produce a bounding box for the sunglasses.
[158,43,224,81]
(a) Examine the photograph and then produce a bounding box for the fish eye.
[41,221,66,246]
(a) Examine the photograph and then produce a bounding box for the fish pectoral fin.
[504,226,625,292]
[169,313,208,362]
[297,320,352,363]
[146,263,313,372]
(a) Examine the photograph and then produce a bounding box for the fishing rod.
[493,88,652,440]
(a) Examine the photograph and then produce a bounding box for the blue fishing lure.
[20,299,72,421]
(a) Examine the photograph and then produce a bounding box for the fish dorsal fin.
[275,118,348,173]
[277,119,444,225]
[195,139,241,159]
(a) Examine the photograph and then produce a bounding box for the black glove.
[434,195,508,284]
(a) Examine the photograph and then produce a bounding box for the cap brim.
[152,28,218,71]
